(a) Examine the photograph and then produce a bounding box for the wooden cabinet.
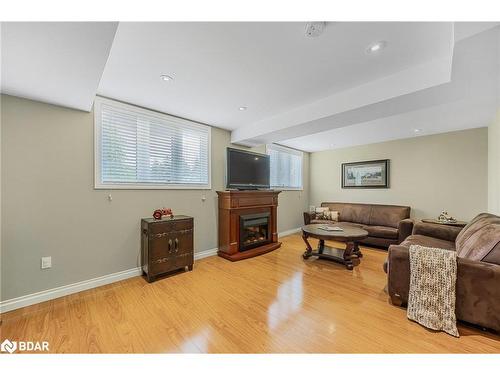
[141,215,194,282]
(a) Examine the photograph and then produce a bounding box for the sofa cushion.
[337,221,364,228]
[321,202,410,228]
[401,234,456,251]
[364,236,399,248]
[455,213,500,262]
[362,225,398,239]
[369,205,411,228]
[341,205,372,225]
[310,219,335,224]
[321,203,371,225]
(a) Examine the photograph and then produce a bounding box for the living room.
[1,1,499,371]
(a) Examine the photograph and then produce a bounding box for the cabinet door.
[149,233,175,275]
[171,229,194,268]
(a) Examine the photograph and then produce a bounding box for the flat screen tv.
[226,148,270,190]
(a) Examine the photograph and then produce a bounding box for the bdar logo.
[1,339,17,353]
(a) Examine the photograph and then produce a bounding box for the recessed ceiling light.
[366,41,387,54]
[305,22,326,37]
[160,74,173,81]
[414,128,422,133]
[239,106,247,111]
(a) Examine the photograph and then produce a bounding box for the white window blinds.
[267,144,303,189]
[94,98,211,189]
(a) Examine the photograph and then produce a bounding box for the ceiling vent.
[305,22,326,37]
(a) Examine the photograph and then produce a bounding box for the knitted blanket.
[407,245,459,337]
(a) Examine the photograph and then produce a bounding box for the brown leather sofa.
[304,202,413,248]
[385,213,500,332]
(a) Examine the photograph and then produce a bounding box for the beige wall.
[310,128,488,220]
[1,95,308,300]
[489,110,500,215]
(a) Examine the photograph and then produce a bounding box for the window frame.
[266,143,304,191]
[94,97,211,190]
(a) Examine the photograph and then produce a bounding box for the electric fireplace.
[239,212,271,251]
[216,190,281,261]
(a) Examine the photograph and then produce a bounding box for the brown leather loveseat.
[304,202,413,248]
[385,213,500,332]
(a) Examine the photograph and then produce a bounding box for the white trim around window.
[94,97,211,189]
[266,143,304,191]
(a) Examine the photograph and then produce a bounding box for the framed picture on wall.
[342,159,390,188]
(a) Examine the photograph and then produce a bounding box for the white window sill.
[94,183,212,190]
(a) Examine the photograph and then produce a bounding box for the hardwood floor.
[1,234,499,353]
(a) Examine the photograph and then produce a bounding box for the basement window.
[267,144,303,190]
[94,97,211,189]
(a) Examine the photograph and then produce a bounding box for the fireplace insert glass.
[239,212,271,251]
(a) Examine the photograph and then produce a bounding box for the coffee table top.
[302,223,368,241]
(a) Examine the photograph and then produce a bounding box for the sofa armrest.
[303,212,313,225]
[397,218,414,244]
[412,222,462,242]
[455,258,500,331]
[386,245,411,305]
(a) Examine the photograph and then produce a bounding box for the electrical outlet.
[41,256,52,269]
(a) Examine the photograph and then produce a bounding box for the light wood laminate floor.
[1,234,499,353]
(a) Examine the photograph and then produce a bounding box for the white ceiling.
[1,22,118,111]
[98,22,459,130]
[1,22,499,151]
[278,25,499,151]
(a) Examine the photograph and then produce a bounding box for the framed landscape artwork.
[342,159,390,188]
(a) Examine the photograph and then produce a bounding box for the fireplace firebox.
[239,212,271,251]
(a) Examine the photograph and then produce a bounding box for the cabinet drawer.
[150,219,193,235]
[150,256,175,275]
[174,252,193,268]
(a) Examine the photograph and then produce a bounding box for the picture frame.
[341,159,390,188]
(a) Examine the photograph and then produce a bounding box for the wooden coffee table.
[301,224,369,270]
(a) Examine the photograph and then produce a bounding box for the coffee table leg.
[344,242,355,270]
[318,239,325,254]
[353,242,363,258]
[302,231,313,259]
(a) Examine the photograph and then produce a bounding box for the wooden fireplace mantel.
[216,190,281,261]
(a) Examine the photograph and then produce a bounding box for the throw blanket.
[407,245,459,337]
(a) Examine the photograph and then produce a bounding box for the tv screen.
[226,148,270,189]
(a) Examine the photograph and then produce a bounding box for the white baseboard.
[0,247,218,314]
[278,227,301,237]
[194,247,218,260]
[0,267,143,313]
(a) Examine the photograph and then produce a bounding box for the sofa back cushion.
[321,202,410,228]
[369,204,410,228]
[321,202,371,225]
[456,213,500,264]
